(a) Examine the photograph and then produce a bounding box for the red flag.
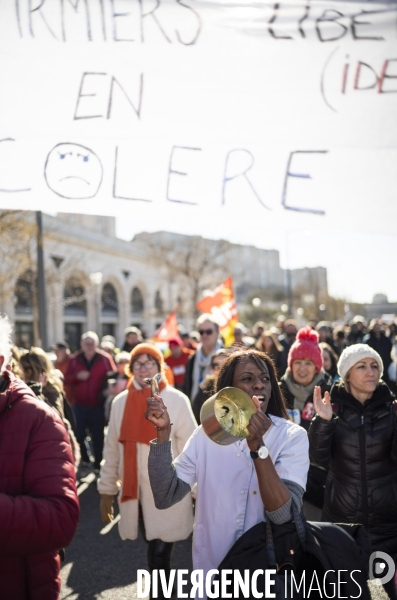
[196,277,238,345]
[152,311,179,342]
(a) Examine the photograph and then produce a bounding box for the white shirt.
[174,415,309,583]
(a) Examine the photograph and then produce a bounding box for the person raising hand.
[312,386,332,421]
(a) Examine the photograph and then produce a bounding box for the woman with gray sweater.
[146,348,309,590]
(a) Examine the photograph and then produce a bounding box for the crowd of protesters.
[1,311,397,599]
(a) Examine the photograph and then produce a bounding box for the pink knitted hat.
[288,327,323,373]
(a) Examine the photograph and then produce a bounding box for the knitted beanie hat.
[337,344,383,381]
[288,327,323,373]
[128,342,164,371]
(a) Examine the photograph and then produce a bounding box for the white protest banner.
[0,0,396,239]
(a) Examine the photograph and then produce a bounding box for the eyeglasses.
[133,360,156,371]
[211,362,223,370]
[199,329,215,336]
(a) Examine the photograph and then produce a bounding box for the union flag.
[196,277,238,346]
[152,311,179,342]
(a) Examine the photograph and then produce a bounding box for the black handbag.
[215,503,372,600]
[214,504,306,600]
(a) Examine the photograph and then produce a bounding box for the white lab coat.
[174,416,309,580]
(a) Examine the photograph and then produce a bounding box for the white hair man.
[183,313,222,401]
[0,315,79,599]
[64,330,116,477]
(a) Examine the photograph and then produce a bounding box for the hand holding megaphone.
[246,395,272,452]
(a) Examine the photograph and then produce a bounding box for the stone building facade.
[4,214,328,350]
[7,214,174,350]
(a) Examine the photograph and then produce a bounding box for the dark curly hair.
[216,348,289,420]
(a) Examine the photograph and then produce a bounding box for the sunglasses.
[199,329,215,336]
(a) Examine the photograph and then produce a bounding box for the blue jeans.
[73,404,105,470]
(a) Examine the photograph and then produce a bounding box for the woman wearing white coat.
[98,343,196,598]
[146,348,309,592]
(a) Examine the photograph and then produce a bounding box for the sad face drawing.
[44,143,103,199]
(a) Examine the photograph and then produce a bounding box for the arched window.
[64,277,87,316]
[131,287,144,313]
[101,283,118,316]
[15,270,34,314]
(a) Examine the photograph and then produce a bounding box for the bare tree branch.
[133,233,232,318]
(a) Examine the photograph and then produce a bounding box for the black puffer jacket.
[309,381,397,556]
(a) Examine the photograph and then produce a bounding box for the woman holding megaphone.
[146,348,309,589]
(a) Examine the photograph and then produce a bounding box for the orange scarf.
[119,378,167,503]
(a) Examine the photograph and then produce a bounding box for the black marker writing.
[316,10,347,43]
[139,0,171,43]
[282,150,328,215]
[74,72,107,120]
[0,138,31,192]
[175,0,202,45]
[29,0,59,40]
[167,146,201,205]
[268,3,293,40]
[222,149,270,210]
[74,72,144,120]
[351,10,385,41]
[113,146,152,202]
[16,0,202,43]
[61,0,92,42]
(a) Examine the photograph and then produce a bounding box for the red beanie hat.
[129,343,164,371]
[288,327,323,373]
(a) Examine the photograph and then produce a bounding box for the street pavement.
[61,473,192,600]
[61,475,388,600]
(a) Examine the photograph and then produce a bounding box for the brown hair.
[19,347,63,393]
[210,349,228,368]
[216,348,289,419]
[319,342,338,370]
[9,345,23,378]
[20,348,46,382]
[256,330,283,353]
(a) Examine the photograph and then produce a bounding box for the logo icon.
[369,551,396,587]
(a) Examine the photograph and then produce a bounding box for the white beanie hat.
[337,344,383,381]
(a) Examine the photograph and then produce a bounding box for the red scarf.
[118,377,167,503]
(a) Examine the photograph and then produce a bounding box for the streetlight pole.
[36,211,48,349]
